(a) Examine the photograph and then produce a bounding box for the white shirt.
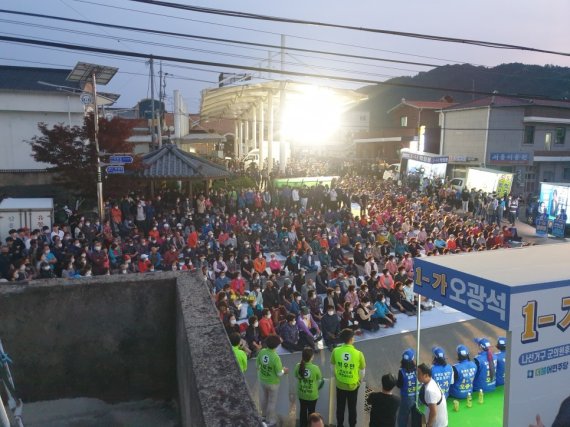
[424,378,448,427]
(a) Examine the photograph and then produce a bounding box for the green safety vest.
[295,362,323,401]
[330,344,366,391]
[233,345,248,373]
[256,348,283,385]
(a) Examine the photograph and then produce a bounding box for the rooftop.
[0,65,80,92]
[443,95,570,111]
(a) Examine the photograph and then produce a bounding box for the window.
[563,168,570,181]
[523,126,535,144]
[555,127,566,145]
[400,116,408,127]
[359,115,367,122]
[545,132,552,151]
[543,170,554,182]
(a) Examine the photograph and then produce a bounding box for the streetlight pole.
[91,70,104,221]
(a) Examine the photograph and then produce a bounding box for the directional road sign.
[109,155,133,164]
[106,165,125,174]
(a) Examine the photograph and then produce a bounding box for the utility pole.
[157,61,163,148]
[150,56,156,149]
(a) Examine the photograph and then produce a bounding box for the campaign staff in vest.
[495,336,507,387]
[256,334,289,426]
[330,328,366,427]
[473,337,497,393]
[296,347,324,427]
[417,363,448,427]
[396,348,417,427]
[230,332,248,373]
[449,345,477,399]
[431,346,454,398]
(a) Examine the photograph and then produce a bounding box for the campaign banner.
[507,286,570,427]
[535,216,549,237]
[413,260,510,330]
[552,219,566,238]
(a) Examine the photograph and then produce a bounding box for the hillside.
[357,63,570,130]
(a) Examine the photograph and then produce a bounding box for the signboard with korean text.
[506,284,570,427]
[552,218,566,238]
[401,151,449,164]
[489,152,531,165]
[535,215,549,237]
[413,260,510,330]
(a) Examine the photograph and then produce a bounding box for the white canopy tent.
[413,243,570,426]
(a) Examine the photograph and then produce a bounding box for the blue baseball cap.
[432,346,445,359]
[475,338,491,350]
[497,337,507,347]
[457,345,469,357]
[402,348,415,361]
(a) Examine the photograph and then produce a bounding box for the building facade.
[353,97,455,162]
[0,66,85,186]
[440,96,570,195]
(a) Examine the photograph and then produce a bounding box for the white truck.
[450,167,514,196]
[0,198,54,241]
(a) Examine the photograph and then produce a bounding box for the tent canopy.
[200,79,367,120]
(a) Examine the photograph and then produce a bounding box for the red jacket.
[259,317,276,338]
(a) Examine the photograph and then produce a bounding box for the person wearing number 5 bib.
[295,347,324,427]
[330,328,366,427]
[256,335,289,426]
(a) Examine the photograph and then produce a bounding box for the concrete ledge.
[0,273,178,402]
[176,275,263,427]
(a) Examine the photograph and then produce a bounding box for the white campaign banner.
[507,286,570,427]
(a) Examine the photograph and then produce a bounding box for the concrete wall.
[0,273,178,402]
[442,108,488,165]
[176,275,263,427]
[0,272,263,427]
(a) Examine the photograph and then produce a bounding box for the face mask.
[296,296,302,302]
[121,270,127,274]
[327,310,334,316]
[254,322,259,328]
[42,266,50,271]
[291,321,296,326]
[335,290,341,295]
[230,319,237,325]
[75,243,81,248]
[85,271,92,276]
[94,246,101,251]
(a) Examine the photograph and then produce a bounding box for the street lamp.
[67,62,118,221]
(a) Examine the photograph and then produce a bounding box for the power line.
[0,27,404,80]
[126,0,570,57]
[73,0,481,66]
[0,10,437,70]
[1,34,567,103]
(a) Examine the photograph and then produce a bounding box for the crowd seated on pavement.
[1,170,527,355]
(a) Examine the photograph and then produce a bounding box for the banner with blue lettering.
[413,259,510,330]
[552,219,566,238]
[507,286,570,427]
[535,215,549,237]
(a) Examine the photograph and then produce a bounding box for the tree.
[28,114,143,201]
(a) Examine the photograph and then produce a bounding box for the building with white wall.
[440,95,570,195]
[0,66,85,187]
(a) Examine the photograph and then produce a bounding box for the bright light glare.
[281,86,344,143]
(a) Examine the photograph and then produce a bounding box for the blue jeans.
[397,395,414,427]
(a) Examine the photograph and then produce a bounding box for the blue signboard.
[109,155,133,164]
[106,165,125,174]
[413,259,510,329]
[489,152,530,164]
[552,218,566,238]
[535,215,549,237]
